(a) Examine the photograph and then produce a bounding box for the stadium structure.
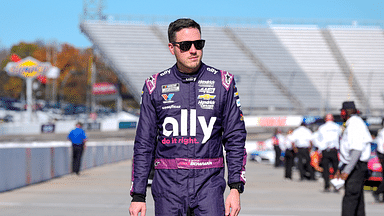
[79,7,384,117]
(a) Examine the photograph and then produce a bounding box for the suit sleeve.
[222,76,247,186]
[130,84,157,198]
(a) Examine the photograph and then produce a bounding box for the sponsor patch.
[198,80,215,87]
[198,100,215,110]
[199,87,215,94]
[234,92,239,97]
[198,94,216,100]
[145,74,158,94]
[221,70,234,91]
[184,77,197,82]
[207,67,218,74]
[160,69,170,76]
[162,83,180,93]
[162,93,175,103]
[162,105,181,109]
[236,98,242,110]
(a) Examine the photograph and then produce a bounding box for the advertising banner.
[92,82,118,95]
[5,57,51,79]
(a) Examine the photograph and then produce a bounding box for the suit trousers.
[274,145,282,167]
[342,161,367,216]
[72,144,84,174]
[321,148,339,189]
[297,147,314,180]
[284,149,295,179]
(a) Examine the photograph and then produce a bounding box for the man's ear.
[168,43,175,55]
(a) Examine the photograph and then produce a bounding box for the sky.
[0,0,383,49]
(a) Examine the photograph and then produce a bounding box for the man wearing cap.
[337,101,372,216]
[317,114,342,192]
[290,121,315,181]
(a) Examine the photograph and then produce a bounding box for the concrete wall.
[0,141,134,193]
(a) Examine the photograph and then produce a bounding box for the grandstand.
[80,16,384,116]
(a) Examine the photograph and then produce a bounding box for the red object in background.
[92,82,118,95]
[10,54,21,62]
[37,75,47,84]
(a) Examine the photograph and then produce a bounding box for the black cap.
[341,101,356,110]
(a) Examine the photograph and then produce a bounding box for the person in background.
[67,122,88,175]
[336,101,372,216]
[283,129,295,180]
[291,121,315,181]
[129,18,247,216]
[373,121,384,202]
[272,128,284,168]
[317,114,342,192]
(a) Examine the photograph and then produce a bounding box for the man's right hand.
[129,202,146,216]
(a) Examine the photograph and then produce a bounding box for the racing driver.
[129,18,247,216]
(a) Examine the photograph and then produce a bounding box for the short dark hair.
[168,18,201,43]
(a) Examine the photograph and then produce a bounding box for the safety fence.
[0,141,134,193]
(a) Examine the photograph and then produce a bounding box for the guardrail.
[0,141,134,193]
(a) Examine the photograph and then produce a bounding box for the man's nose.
[189,44,197,53]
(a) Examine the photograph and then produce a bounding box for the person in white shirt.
[373,123,384,202]
[291,122,315,181]
[317,114,342,192]
[283,129,295,180]
[336,101,372,216]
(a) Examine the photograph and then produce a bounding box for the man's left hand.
[225,189,241,216]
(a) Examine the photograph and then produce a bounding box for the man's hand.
[225,189,241,216]
[334,170,340,179]
[129,202,146,216]
[340,172,349,180]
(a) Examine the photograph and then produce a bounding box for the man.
[67,122,87,175]
[317,114,342,192]
[290,121,315,181]
[129,18,247,216]
[272,128,284,168]
[337,101,372,216]
[283,129,295,180]
[373,122,384,202]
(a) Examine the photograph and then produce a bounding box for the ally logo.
[162,109,216,144]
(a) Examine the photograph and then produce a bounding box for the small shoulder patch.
[220,70,234,91]
[145,73,159,94]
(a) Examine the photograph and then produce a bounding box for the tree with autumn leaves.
[0,42,137,110]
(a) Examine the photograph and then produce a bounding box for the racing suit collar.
[173,62,206,83]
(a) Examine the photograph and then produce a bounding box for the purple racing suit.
[130,63,247,216]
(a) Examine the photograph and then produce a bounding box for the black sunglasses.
[172,40,205,51]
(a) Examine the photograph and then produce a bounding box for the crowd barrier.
[0,141,134,193]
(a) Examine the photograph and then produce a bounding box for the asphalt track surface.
[1,129,383,215]
[1,158,383,216]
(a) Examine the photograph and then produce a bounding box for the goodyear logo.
[5,57,51,78]
[198,94,216,100]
